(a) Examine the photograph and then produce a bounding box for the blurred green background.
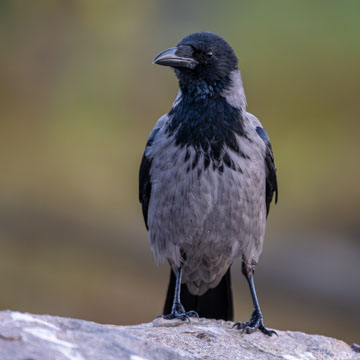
[0,0,359,344]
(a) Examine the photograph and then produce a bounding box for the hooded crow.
[139,32,278,336]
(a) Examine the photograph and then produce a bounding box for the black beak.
[152,47,198,69]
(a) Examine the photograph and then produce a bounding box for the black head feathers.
[153,32,238,84]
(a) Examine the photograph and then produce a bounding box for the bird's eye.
[206,51,214,59]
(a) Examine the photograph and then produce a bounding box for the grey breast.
[146,112,267,296]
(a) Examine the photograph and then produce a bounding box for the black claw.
[234,310,275,337]
[186,310,199,318]
[181,313,191,322]
[157,309,198,323]
[232,321,246,329]
[259,325,278,337]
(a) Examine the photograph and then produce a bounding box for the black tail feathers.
[163,268,234,321]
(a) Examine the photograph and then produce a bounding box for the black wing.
[256,127,278,216]
[139,128,160,229]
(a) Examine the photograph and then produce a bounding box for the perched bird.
[139,32,278,336]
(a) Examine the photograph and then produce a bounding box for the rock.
[0,310,358,360]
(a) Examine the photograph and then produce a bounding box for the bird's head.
[153,32,238,91]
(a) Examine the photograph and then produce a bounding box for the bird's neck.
[165,79,247,166]
[177,70,247,111]
[178,76,230,103]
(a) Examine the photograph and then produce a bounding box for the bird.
[139,32,278,336]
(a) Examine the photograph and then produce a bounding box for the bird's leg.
[233,262,277,336]
[158,267,199,321]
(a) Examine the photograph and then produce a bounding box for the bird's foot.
[157,303,199,322]
[233,309,277,336]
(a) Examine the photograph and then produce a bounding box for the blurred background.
[0,0,359,344]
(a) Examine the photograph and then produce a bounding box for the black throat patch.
[165,82,247,172]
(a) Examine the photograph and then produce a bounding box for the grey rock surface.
[0,310,358,360]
